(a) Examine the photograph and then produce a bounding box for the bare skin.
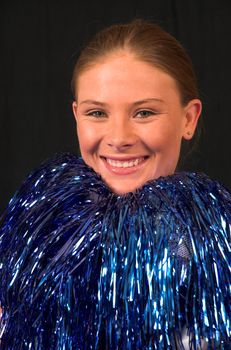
[73,52,202,194]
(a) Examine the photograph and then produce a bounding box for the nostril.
[106,132,138,149]
[107,143,133,149]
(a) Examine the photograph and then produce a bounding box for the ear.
[72,101,78,123]
[182,99,202,140]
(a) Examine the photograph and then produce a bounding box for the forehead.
[78,51,173,82]
[76,53,181,105]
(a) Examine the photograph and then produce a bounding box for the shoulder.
[10,153,86,197]
[178,172,231,226]
[0,153,107,242]
[139,172,230,251]
[1,153,95,216]
[157,171,230,215]
[140,171,230,218]
[0,153,107,286]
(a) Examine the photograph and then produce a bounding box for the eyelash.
[86,110,158,118]
[136,110,157,118]
[86,110,106,118]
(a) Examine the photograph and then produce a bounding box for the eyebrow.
[79,98,165,106]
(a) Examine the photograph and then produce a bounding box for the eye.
[135,110,158,118]
[86,110,107,118]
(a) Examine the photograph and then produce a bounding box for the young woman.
[0,19,230,349]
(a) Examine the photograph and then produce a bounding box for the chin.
[106,180,147,195]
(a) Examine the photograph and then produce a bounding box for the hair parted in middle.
[71,19,199,106]
[71,19,203,168]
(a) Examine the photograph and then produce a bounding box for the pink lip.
[100,156,148,175]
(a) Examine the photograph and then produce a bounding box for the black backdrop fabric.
[0,0,231,213]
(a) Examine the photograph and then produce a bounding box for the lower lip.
[101,157,148,175]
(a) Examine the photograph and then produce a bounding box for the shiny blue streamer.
[0,153,230,349]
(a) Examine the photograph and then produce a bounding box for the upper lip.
[101,156,148,161]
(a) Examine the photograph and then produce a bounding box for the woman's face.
[73,52,201,194]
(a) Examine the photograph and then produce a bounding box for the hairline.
[72,48,188,106]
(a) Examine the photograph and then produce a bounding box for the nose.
[106,117,137,150]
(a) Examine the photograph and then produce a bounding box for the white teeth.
[106,158,143,168]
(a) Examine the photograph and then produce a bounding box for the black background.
[1,0,231,213]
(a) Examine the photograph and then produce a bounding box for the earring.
[184,131,191,139]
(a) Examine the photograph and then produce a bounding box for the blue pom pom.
[0,154,230,349]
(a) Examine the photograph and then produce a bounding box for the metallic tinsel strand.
[0,153,230,349]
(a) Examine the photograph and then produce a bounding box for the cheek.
[144,127,175,149]
[77,123,100,155]
[144,123,183,156]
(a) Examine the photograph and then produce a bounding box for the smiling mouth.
[101,156,148,168]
